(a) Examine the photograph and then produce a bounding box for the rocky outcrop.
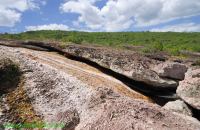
[0,40,180,89]
[163,100,193,116]
[63,45,178,89]
[177,68,200,110]
[153,62,188,80]
[0,45,200,130]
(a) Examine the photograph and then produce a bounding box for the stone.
[153,62,188,80]
[163,100,193,116]
[177,68,200,110]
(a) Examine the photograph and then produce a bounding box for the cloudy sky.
[0,0,200,33]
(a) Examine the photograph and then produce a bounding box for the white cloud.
[0,0,46,27]
[60,0,200,31]
[0,9,21,27]
[151,23,200,32]
[60,0,103,30]
[26,24,70,31]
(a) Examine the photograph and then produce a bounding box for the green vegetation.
[0,30,200,55]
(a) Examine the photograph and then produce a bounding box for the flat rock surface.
[0,45,200,130]
[177,68,200,110]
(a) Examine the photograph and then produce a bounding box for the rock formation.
[63,45,178,88]
[0,44,200,130]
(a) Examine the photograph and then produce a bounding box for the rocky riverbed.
[0,40,200,130]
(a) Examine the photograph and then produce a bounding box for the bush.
[142,42,164,53]
[59,42,68,49]
[153,42,164,51]
[67,35,83,44]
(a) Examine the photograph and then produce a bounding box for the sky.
[0,0,200,33]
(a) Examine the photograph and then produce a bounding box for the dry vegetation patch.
[0,58,43,129]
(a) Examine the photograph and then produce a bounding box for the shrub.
[152,42,164,52]
[59,42,68,49]
[168,48,180,56]
[67,35,83,44]
[142,42,164,53]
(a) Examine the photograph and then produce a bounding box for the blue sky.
[0,0,200,33]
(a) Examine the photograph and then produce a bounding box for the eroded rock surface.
[177,68,200,110]
[0,45,200,130]
[0,40,180,89]
[64,45,178,88]
[163,100,192,116]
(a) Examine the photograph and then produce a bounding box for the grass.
[0,30,200,56]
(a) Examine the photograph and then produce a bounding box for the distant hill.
[0,30,200,55]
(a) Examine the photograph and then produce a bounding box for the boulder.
[177,68,200,110]
[153,62,188,80]
[163,100,192,116]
